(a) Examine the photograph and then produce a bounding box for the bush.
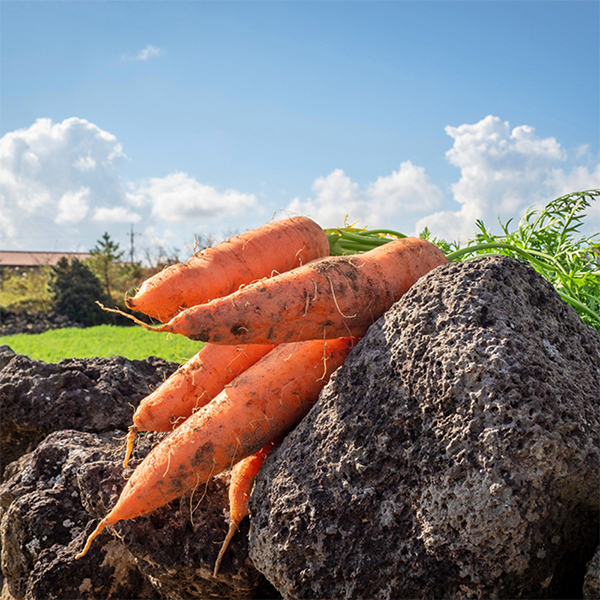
[50,258,113,327]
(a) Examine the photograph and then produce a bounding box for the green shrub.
[50,258,112,327]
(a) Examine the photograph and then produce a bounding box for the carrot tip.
[213,521,239,577]
[75,517,109,560]
[96,302,164,332]
[123,428,138,469]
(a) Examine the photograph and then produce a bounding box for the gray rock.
[248,256,600,599]
[1,425,278,600]
[0,430,159,600]
[0,350,279,599]
[0,347,177,477]
[583,546,600,600]
[77,449,274,600]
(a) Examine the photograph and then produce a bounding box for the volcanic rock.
[0,347,177,477]
[248,256,600,599]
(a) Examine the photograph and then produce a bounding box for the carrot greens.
[325,190,600,333]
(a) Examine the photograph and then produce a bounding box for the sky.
[1,0,599,261]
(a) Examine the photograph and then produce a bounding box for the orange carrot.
[123,343,276,468]
[75,337,356,559]
[213,437,281,576]
[119,237,447,344]
[125,216,330,322]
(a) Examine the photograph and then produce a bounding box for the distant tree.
[89,232,124,299]
[50,258,111,326]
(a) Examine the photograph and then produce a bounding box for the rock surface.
[0,430,159,600]
[583,546,600,600]
[0,347,177,477]
[0,311,81,337]
[0,351,279,600]
[248,256,600,599]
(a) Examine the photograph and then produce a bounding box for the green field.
[0,325,203,364]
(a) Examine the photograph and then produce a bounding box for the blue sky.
[1,0,599,257]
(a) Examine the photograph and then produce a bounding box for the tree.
[50,258,111,326]
[89,232,124,299]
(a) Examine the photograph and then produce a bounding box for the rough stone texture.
[248,256,600,600]
[583,546,600,600]
[0,311,81,337]
[76,448,277,600]
[1,350,278,599]
[0,422,278,600]
[0,430,160,600]
[0,346,177,477]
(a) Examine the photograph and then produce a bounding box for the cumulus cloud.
[0,117,128,248]
[93,206,142,223]
[287,161,443,228]
[1,114,596,254]
[56,187,90,224]
[415,115,600,241]
[133,171,259,222]
[0,117,262,251]
[125,45,164,62]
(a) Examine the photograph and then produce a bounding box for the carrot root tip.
[75,517,110,560]
[213,521,239,577]
[123,428,138,469]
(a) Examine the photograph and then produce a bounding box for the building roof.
[0,251,92,267]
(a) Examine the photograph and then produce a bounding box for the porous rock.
[0,430,159,600]
[249,256,600,599]
[0,311,81,337]
[0,346,177,477]
[1,424,277,600]
[76,447,276,600]
[583,545,600,600]
[0,349,278,599]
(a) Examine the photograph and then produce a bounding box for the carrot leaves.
[325,190,600,333]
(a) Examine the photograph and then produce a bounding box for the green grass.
[0,325,203,364]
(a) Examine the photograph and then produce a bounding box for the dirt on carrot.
[125,216,330,322]
[116,237,447,345]
[123,342,276,467]
[75,336,357,559]
[213,437,281,576]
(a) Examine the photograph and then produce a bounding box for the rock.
[0,311,81,337]
[0,430,160,600]
[76,440,279,599]
[0,347,177,477]
[1,426,278,599]
[583,546,600,600]
[248,256,600,599]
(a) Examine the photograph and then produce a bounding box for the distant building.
[0,251,92,268]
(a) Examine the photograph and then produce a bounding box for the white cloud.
[1,114,596,255]
[126,45,164,62]
[56,187,90,224]
[0,117,128,248]
[93,206,142,223]
[415,115,600,242]
[134,171,259,222]
[287,161,443,228]
[367,161,443,214]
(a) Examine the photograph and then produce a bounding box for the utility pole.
[129,224,141,264]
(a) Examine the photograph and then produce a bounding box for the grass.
[0,325,203,364]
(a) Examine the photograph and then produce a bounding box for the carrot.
[213,436,281,576]
[117,237,447,344]
[75,337,356,559]
[125,216,330,322]
[123,343,276,468]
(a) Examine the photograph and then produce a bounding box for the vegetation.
[0,266,53,313]
[0,325,202,364]
[50,258,112,326]
[326,190,600,333]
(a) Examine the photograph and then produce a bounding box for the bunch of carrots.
[75,215,448,574]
